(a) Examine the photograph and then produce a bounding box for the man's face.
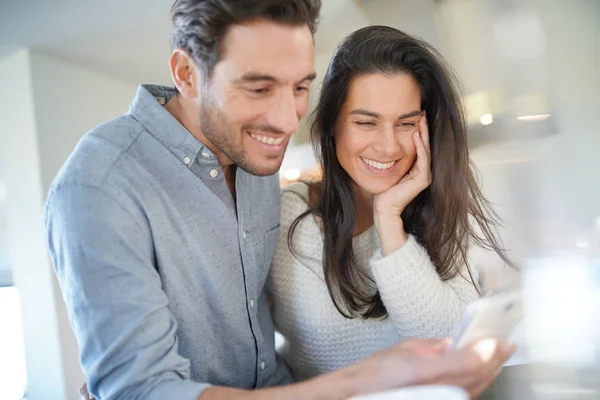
[198,20,315,176]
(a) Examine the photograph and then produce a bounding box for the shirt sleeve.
[369,235,479,339]
[45,184,210,400]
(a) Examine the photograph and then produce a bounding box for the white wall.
[0,49,68,400]
[467,0,600,261]
[0,49,138,400]
[0,287,28,399]
[0,188,12,286]
[29,52,138,190]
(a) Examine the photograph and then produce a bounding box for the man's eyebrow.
[297,72,317,84]
[350,109,380,118]
[234,73,279,84]
[233,71,317,85]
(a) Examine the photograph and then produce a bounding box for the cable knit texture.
[268,183,479,381]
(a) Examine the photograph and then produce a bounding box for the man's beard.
[198,98,288,177]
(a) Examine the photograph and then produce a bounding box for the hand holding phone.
[449,288,523,351]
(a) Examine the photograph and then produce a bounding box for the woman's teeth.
[250,133,284,145]
[361,157,396,170]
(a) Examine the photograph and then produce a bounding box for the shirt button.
[201,152,210,158]
[250,299,255,308]
[260,361,266,370]
[243,231,248,240]
[209,168,219,178]
[183,156,192,165]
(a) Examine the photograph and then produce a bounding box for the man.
[46,1,514,399]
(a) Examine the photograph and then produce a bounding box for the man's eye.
[251,88,268,94]
[356,121,376,127]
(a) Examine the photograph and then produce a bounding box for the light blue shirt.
[45,85,291,400]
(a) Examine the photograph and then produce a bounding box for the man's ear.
[169,48,201,99]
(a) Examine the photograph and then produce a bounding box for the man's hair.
[170,0,321,76]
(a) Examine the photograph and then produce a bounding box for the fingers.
[419,113,430,150]
[407,347,478,385]
[473,339,515,372]
[448,339,516,397]
[416,340,496,387]
[489,340,517,370]
[402,337,448,347]
[390,338,516,397]
[412,131,432,185]
[412,131,428,164]
[79,382,94,400]
[464,342,505,397]
[403,337,452,355]
[469,366,503,399]
[414,114,431,160]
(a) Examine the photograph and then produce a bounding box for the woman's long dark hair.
[288,26,512,319]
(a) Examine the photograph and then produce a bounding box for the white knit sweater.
[268,183,479,381]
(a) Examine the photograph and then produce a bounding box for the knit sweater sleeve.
[369,235,479,339]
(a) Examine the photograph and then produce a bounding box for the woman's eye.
[356,121,376,127]
[398,122,417,128]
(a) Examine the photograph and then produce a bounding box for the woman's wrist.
[374,210,408,256]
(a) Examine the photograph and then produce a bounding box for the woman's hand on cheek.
[374,115,432,218]
[373,115,431,256]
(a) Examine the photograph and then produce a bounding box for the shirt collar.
[128,84,212,167]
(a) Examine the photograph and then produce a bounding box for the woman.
[268,25,511,381]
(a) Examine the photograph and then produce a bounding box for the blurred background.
[0,0,598,399]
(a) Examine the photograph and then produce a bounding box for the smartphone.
[449,288,523,350]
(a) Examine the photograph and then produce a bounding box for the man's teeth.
[361,157,396,170]
[250,133,284,145]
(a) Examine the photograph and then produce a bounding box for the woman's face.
[334,72,422,196]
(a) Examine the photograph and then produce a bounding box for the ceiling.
[1,0,185,84]
[0,0,441,84]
